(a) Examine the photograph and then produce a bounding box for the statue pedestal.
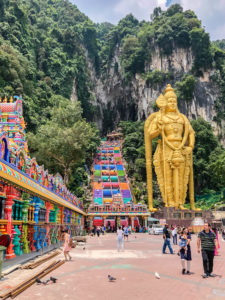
[153,207,212,228]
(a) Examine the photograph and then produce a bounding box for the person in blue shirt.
[124,226,129,241]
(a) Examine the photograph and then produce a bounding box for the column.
[45,202,51,223]
[33,197,41,251]
[4,186,16,259]
[131,217,134,232]
[54,205,59,223]
[144,217,148,230]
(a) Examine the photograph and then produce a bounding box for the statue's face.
[167,97,177,112]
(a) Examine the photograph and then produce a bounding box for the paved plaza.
[14,233,225,300]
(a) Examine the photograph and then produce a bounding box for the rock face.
[88,45,223,140]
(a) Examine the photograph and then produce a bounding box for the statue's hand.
[184,146,193,154]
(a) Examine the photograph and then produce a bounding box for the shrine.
[88,132,150,230]
[0,96,85,259]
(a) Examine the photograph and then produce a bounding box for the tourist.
[124,226,129,241]
[96,226,100,237]
[62,228,72,261]
[162,224,174,254]
[172,226,177,245]
[197,223,218,278]
[117,226,124,251]
[179,228,192,274]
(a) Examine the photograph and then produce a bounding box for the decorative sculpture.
[145,84,198,211]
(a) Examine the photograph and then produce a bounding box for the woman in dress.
[179,228,192,274]
[63,228,72,261]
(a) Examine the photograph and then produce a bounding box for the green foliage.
[191,118,225,194]
[190,28,213,74]
[121,36,146,80]
[175,74,196,102]
[28,98,100,185]
[0,0,99,131]
[213,39,225,51]
[145,70,174,88]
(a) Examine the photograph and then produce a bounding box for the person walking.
[179,228,192,274]
[197,223,218,278]
[162,224,174,254]
[124,226,129,241]
[62,228,72,261]
[117,226,124,251]
[172,226,177,245]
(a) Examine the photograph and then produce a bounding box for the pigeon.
[108,274,116,282]
[50,277,57,283]
[35,277,42,284]
[155,272,160,279]
[42,279,50,285]
[35,277,50,285]
[135,236,137,239]
[83,247,86,250]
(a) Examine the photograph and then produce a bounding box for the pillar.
[33,197,41,251]
[54,205,59,223]
[4,186,16,259]
[131,217,134,232]
[22,200,30,222]
[144,217,148,230]
[45,202,51,223]
[13,225,21,256]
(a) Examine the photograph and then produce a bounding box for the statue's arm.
[148,116,161,139]
[182,115,195,149]
[188,124,195,149]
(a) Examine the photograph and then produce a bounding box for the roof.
[147,217,159,221]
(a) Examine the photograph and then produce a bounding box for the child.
[179,229,188,274]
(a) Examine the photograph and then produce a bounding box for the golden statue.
[145,84,197,211]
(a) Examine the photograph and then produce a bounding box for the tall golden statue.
[145,84,197,211]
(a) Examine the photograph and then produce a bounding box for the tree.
[191,118,223,193]
[28,98,100,184]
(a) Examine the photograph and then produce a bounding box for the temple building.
[88,132,150,230]
[0,96,85,259]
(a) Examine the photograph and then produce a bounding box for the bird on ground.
[83,247,86,250]
[135,236,137,239]
[35,277,50,285]
[35,277,42,284]
[108,274,116,282]
[155,272,160,279]
[50,276,57,283]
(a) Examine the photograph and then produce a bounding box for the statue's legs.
[178,162,185,208]
[164,160,173,207]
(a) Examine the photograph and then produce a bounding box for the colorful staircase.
[93,140,133,208]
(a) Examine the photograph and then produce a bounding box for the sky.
[70,0,225,41]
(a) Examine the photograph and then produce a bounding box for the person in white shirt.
[117,226,124,251]
[172,226,177,245]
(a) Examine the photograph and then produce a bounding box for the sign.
[159,219,166,225]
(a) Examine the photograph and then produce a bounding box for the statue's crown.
[164,84,177,99]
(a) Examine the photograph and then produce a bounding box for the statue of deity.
[145,84,198,211]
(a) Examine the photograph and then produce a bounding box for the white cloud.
[114,0,167,21]
[180,0,225,40]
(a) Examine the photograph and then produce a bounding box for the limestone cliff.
[88,45,224,142]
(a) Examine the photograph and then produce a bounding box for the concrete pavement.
[13,233,225,300]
